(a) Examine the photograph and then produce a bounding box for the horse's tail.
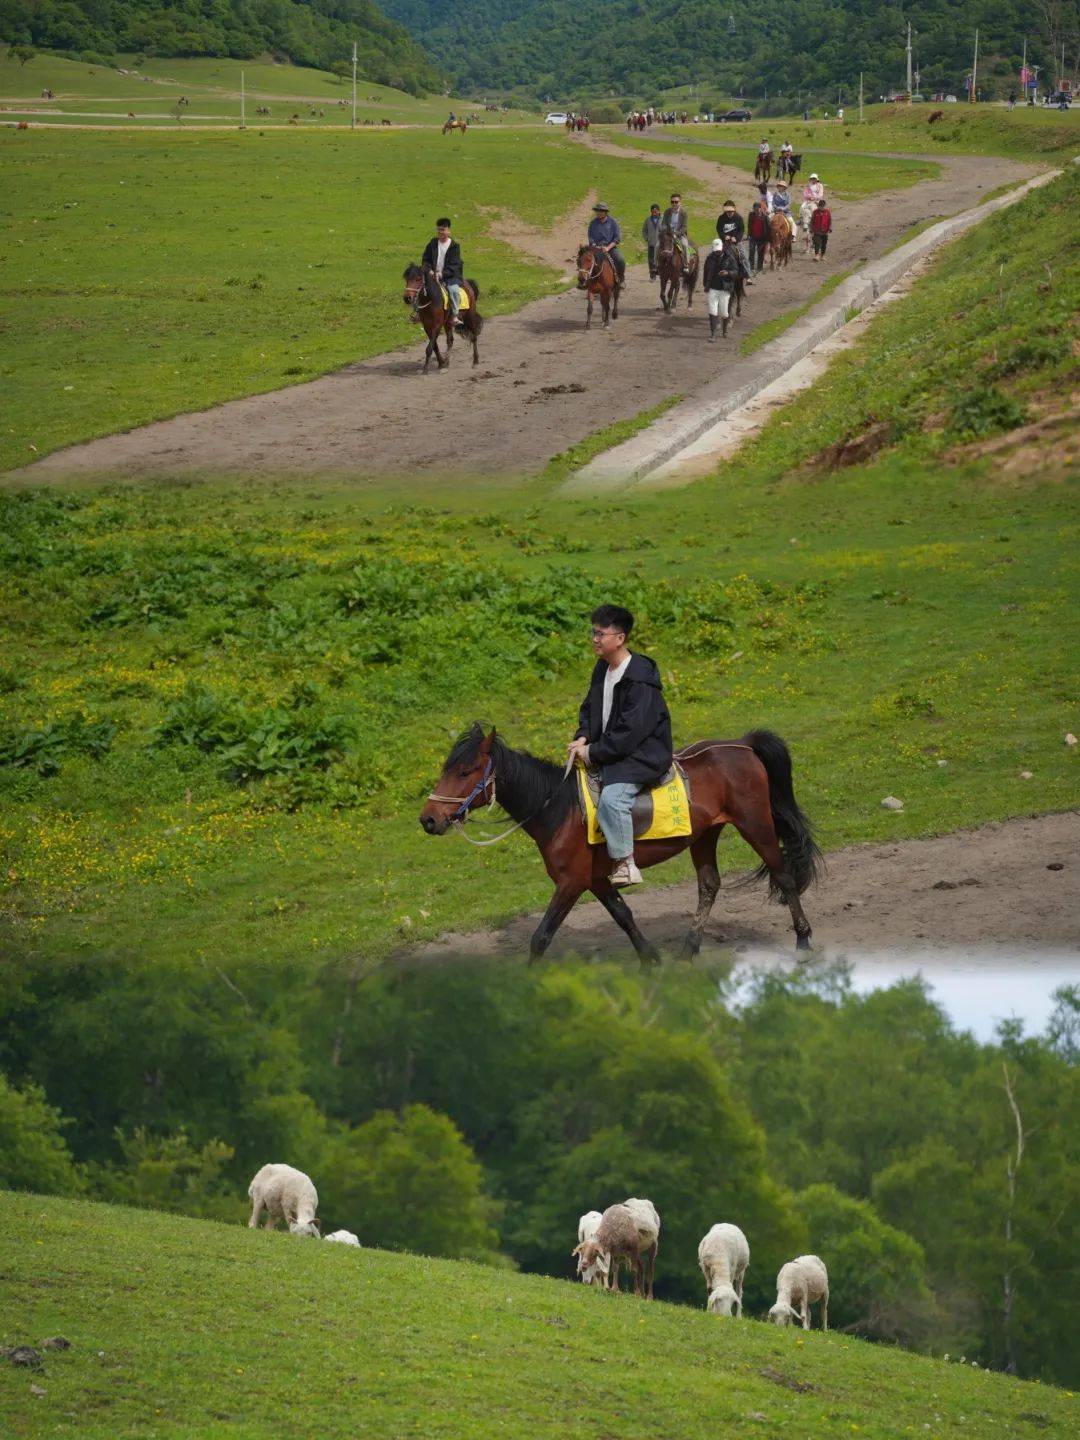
[743,729,823,897]
[467,278,481,300]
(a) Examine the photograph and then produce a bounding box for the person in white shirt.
[421,217,464,317]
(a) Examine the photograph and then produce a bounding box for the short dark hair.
[670,193,681,201]
[650,203,661,211]
[436,216,452,228]
[591,604,634,637]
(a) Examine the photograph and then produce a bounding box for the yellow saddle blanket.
[440,284,471,311]
[577,762,692,845]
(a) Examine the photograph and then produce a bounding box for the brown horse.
[442,119,468,135]
[768,212,793,269]
[420,725,820,964]
[754,148,773,182]
[402,265,483,371]
[575,246,621,329]
[657,229,699,313]
[777,151,802,182]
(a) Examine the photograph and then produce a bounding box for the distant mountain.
[0,0,442,95]
[379,0,1051,103]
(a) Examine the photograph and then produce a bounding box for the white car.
[545,112,568,125]
[945,95,958,103]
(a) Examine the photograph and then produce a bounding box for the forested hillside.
[380,0,1062,103]
[2,960,1077,1385]
[0,0,441,94]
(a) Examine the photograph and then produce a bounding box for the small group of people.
[565,113,591,131]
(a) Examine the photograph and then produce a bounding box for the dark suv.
[717,108,752,122]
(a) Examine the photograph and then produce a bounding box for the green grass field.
[0,127,700,472]
[2,170,1076,972]
[1,1194,1073,1440]
[606,131,941,198]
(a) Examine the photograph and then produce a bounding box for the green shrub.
[0,712,117,777]
[949,385,1027,439]
[0,1074,83,1196]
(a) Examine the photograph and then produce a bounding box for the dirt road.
[19,150,1036,484]
[412,812,1079,961]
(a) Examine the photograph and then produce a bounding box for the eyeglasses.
[590,628,618,640]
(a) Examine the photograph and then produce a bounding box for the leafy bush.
[0,712,117,777]
[93,1128,236,1220]
[949,385,1027,440]
[0,1073,83,1196]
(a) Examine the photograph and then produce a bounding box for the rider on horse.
[772,180,793,232]
[567,605,673,889]
[421,216,464,318]
[662,193,693,265]
[642,203,663,280]
[715,199,753,283]
[587,202,626,288]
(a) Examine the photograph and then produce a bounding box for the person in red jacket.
[810,198,832,260]
[746,201,770,274]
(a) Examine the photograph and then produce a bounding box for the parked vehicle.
[717,108,752,122]
[544,112,568,125]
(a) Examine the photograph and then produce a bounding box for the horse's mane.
[403,263,423,281]
[446,723,575,838]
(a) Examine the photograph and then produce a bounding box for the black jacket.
[716,211,744,242]
[703,249,740,289]
[421,236,464,284]
[575,653,674,785]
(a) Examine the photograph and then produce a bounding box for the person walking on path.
[567,605,673,888]
[747,201,771,272]
[810,198,832,259]
[803,173,825,205]
[587,202,627,288]
[703,237,740,341]
[641,204,663,280]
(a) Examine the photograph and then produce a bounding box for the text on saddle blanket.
[577,762,693,845]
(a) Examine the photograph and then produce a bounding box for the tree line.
[0,0,441,95]
[1,957,1076,1386]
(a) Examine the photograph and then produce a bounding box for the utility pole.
[906,21,913,98]
[240,67,246,129]
[859,70,864,122]
[971,27,979,103]
[351,41,357,130]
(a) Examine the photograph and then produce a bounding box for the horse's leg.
[470,316,480,366]
[612,282,619,321]
[731,811,813,952]
[529,882,583,961]
[443,320,454,367]
[681,827,723,960]
[423,333,436,373]
[601,291,610,329]
[585,291,593,330]
[591,877,661,968]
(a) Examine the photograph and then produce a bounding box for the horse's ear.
[483,727,497,752]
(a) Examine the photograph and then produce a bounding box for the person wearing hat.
[803,173,825,204]
[641,203,663,280]
[662,193,693,265]
[702,237,740,341]
[587,201,626,287]
[810,197,832,259]
[715,199,752,284]
[421,216,464,317]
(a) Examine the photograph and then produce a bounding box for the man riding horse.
[566,604,673,889]
[587,202,626,289]
[715,199,753,285]
[421,216,464,318]
[662,193,694,267]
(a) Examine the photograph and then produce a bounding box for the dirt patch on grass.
[478,190,599,274]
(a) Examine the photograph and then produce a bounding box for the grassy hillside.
[2,171,1077,971]
[0,126,698,471]
[1,1193,1073,1439]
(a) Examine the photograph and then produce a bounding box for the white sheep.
[698,1222,750,1317]
[324,1230,360,1247]
[575,1210,610,1286]
[574,1204,647,1296]
[247,1163,320,1237]
[623,1197,660,1299]
[768,1255,829,1330]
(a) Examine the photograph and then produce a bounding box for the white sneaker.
[611,858,643,887]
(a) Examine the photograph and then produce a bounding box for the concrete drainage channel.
[560,167,1064,495]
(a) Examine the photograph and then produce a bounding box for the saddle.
[576,762,693,845]
[438,283,471,312]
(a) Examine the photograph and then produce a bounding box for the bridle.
[577,248,604,286]
[404,274,431,311]
[428,754,496,825]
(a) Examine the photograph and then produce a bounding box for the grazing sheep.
[574,1204,643,1296]
[623,1197,661,1299]
[247,1163,320,1237]
[698,1222,750,1317]
[324,1230,360,1246]
[574,1210,609,1286]
[769,1255,829,1329]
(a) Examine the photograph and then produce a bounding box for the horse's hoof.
[796,934,812,952]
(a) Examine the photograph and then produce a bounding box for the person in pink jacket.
[803,173,825,204]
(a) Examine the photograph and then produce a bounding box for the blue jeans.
[596,782,641,861]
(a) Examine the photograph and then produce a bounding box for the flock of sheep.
[247,1165,829,1330]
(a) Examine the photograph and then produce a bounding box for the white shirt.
[602,654,632,730]
[436,237,450,276]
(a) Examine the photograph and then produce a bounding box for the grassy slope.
[1,1194,1073,1440]
[1,172,1076,970]
[0,127,700,471]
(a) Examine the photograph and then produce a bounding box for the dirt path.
[412,812,1080,962]
[16,152,1036,484]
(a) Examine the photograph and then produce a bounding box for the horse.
[442,118,468,135]
[657,228,699,313]
[575,246,621,329]
[754,148,773,182]
[402,266,483,371]
[768,212,793,270]
[928,110,944,124]
[420,724,820,964]
[778,151,802,182]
